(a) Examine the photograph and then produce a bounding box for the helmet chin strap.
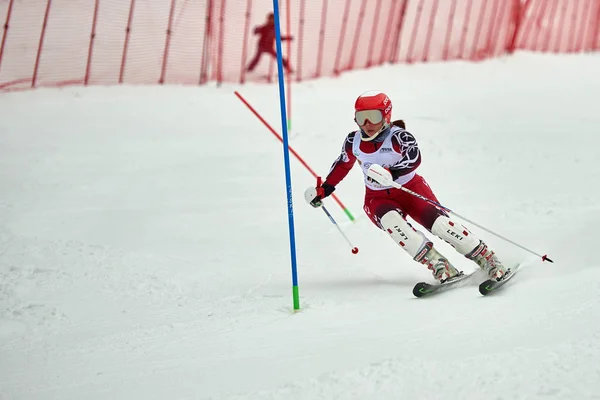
[360,122,389,142]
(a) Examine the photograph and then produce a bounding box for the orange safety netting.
[0,0,599,91]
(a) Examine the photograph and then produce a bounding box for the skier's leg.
[364,196,459,282]
[401,175,507,280]
[379,210,460,282]
[431,216,507,280]
[266,48,278,59]
[281,57,293,73]
[246,50,263,72]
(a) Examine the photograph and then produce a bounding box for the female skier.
[305,91,507,282]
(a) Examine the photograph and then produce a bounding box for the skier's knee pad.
[431,215,480,255]
[380,210,430,258]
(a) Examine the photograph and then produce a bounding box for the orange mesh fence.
[0,0,599,91]
[511,0,600,52]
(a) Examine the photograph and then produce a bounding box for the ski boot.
[416,244,460,283]
[467,241,507,281]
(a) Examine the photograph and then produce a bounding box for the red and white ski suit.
[323,125,445,232]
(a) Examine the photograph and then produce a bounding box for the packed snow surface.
[1,53,600,399]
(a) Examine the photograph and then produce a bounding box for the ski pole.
[321,205,359,255]
[366,164,553,263]
[234,91,356,221]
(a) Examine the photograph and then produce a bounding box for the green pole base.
[293,285,300,310]
[343,208,356,222]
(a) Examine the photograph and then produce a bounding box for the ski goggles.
[355,109,383,125]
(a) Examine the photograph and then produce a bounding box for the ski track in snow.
[1,53,600,399]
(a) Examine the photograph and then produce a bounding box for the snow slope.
[1,52,600,400]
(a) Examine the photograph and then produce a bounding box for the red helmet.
[354,91,392,127]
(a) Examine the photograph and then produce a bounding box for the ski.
[478,265,521,296]
[413,271,475,298]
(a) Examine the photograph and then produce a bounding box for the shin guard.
[431,216,480,255]
[380,210,430,259]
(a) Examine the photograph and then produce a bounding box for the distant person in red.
[246,13,294,74]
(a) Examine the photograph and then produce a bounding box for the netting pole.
[566,1,582,51]
[505,0,520,54]
[32,0,52,88]
[199,0,212,84]
[379,0,399,64]
[315,0,327,78]
[365,0,382,68]
[84,0,100,85]
[489,0,510,55]
[457,0,474,58]
[422,0,440,62]
[348,0,368,70]
[581,0,593,51]
[272,0,299,311]
[574,0,592,52]
[472,0,492,59]
[406,0,426,63]
[390,0,409,63]
[442,0,458,60]
[541,0,560,52]
[551,2,567,52]
[482,0,502,56]
[239,0,252,84]
[515,0,539,51]
[216,0,226,85]
[159,0,177,84]
[590,0,600,50]
[296,0,306,81]
[333,0,351,74]
[119,0,135,84]
[0,0,15,74]
[529,0,547,51]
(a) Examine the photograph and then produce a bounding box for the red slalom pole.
[234,90,356,222]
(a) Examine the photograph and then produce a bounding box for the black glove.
[388,168,403,181]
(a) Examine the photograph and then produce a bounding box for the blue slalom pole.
[272,0,300,311]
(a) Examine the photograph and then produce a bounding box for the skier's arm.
[323,132,357,187]
[305,133,356,208]
[388,130,422,179]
